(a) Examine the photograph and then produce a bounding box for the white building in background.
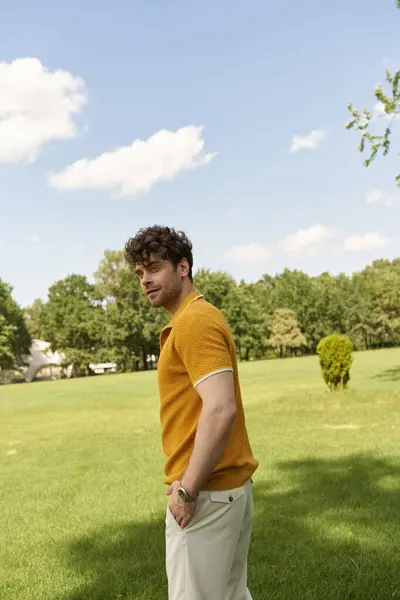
[0,339,155,383]
[88,362,117,374]
[23,339,70,382]
[23,339,117,382]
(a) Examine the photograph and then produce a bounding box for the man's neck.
[168,282,196,315]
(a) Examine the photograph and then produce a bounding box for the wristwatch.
[178,485,198,502]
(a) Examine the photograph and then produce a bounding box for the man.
[125,225,259,600]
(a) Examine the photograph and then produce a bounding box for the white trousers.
[165,478,254,600]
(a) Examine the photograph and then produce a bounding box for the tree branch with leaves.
[346,1,400,185]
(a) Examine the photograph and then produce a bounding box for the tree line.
[1,250,400,379]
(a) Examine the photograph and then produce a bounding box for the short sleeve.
[175,312,233,388]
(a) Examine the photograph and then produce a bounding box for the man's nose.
[142,271,152,285]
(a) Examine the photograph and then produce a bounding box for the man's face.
[134,254,183,309]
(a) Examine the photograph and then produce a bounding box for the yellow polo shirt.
[157,290,259,491]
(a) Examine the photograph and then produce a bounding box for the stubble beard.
[149,279,182,310]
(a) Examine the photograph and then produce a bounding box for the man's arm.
[180,370,237,496]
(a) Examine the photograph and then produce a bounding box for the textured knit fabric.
[157,290,259,491]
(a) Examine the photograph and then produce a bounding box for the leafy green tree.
[257,269,320,352]
[62,348,94,377]
[94,249,134,300]
[346,1,400,185]
[317,334,354,391]
[194,270,268,360]
[267,308,306,358]
[41,275,105,376]
[94,249,168,371]
[222,283,268,361]
[95,249,142,371]
[5,247,400,380]
[0,279,31,372]
[194,269,237,310]
[250,275,276,332]
[24,298,46,339]
[312,272,352,343]
[351,259,400,349]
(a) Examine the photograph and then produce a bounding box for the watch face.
[178,488,185,500]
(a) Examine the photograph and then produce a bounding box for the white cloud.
[374,101,400,121]
[289,129,326,153]
[30,234,40,244]
[0,57,87,164]
[366,189,399,206]
[375,102,387,117]
[344,232,392,252]
[282,225,393,257]
[282,225,334,254]
[366,189,384,204]
[225,243,270,265]
[49,125,215,197]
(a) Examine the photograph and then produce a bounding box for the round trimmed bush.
[316,334,354,391]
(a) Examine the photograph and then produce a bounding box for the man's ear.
[179,258,190,278]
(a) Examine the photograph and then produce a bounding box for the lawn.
[1,349,400,600]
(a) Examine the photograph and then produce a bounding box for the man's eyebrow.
[134,260,158,273]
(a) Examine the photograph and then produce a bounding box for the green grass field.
[1,349,400,600]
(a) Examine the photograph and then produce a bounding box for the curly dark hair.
[124,225,194,281]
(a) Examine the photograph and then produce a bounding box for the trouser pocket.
[209,486,245,504]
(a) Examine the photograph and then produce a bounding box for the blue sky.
[1,0,399,308]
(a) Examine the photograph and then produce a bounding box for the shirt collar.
[162,290,203,331]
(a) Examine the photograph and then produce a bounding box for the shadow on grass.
[373,365,400,382]
[59,516,167,600]
[249,455,400,599]
[60,455,400,600]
